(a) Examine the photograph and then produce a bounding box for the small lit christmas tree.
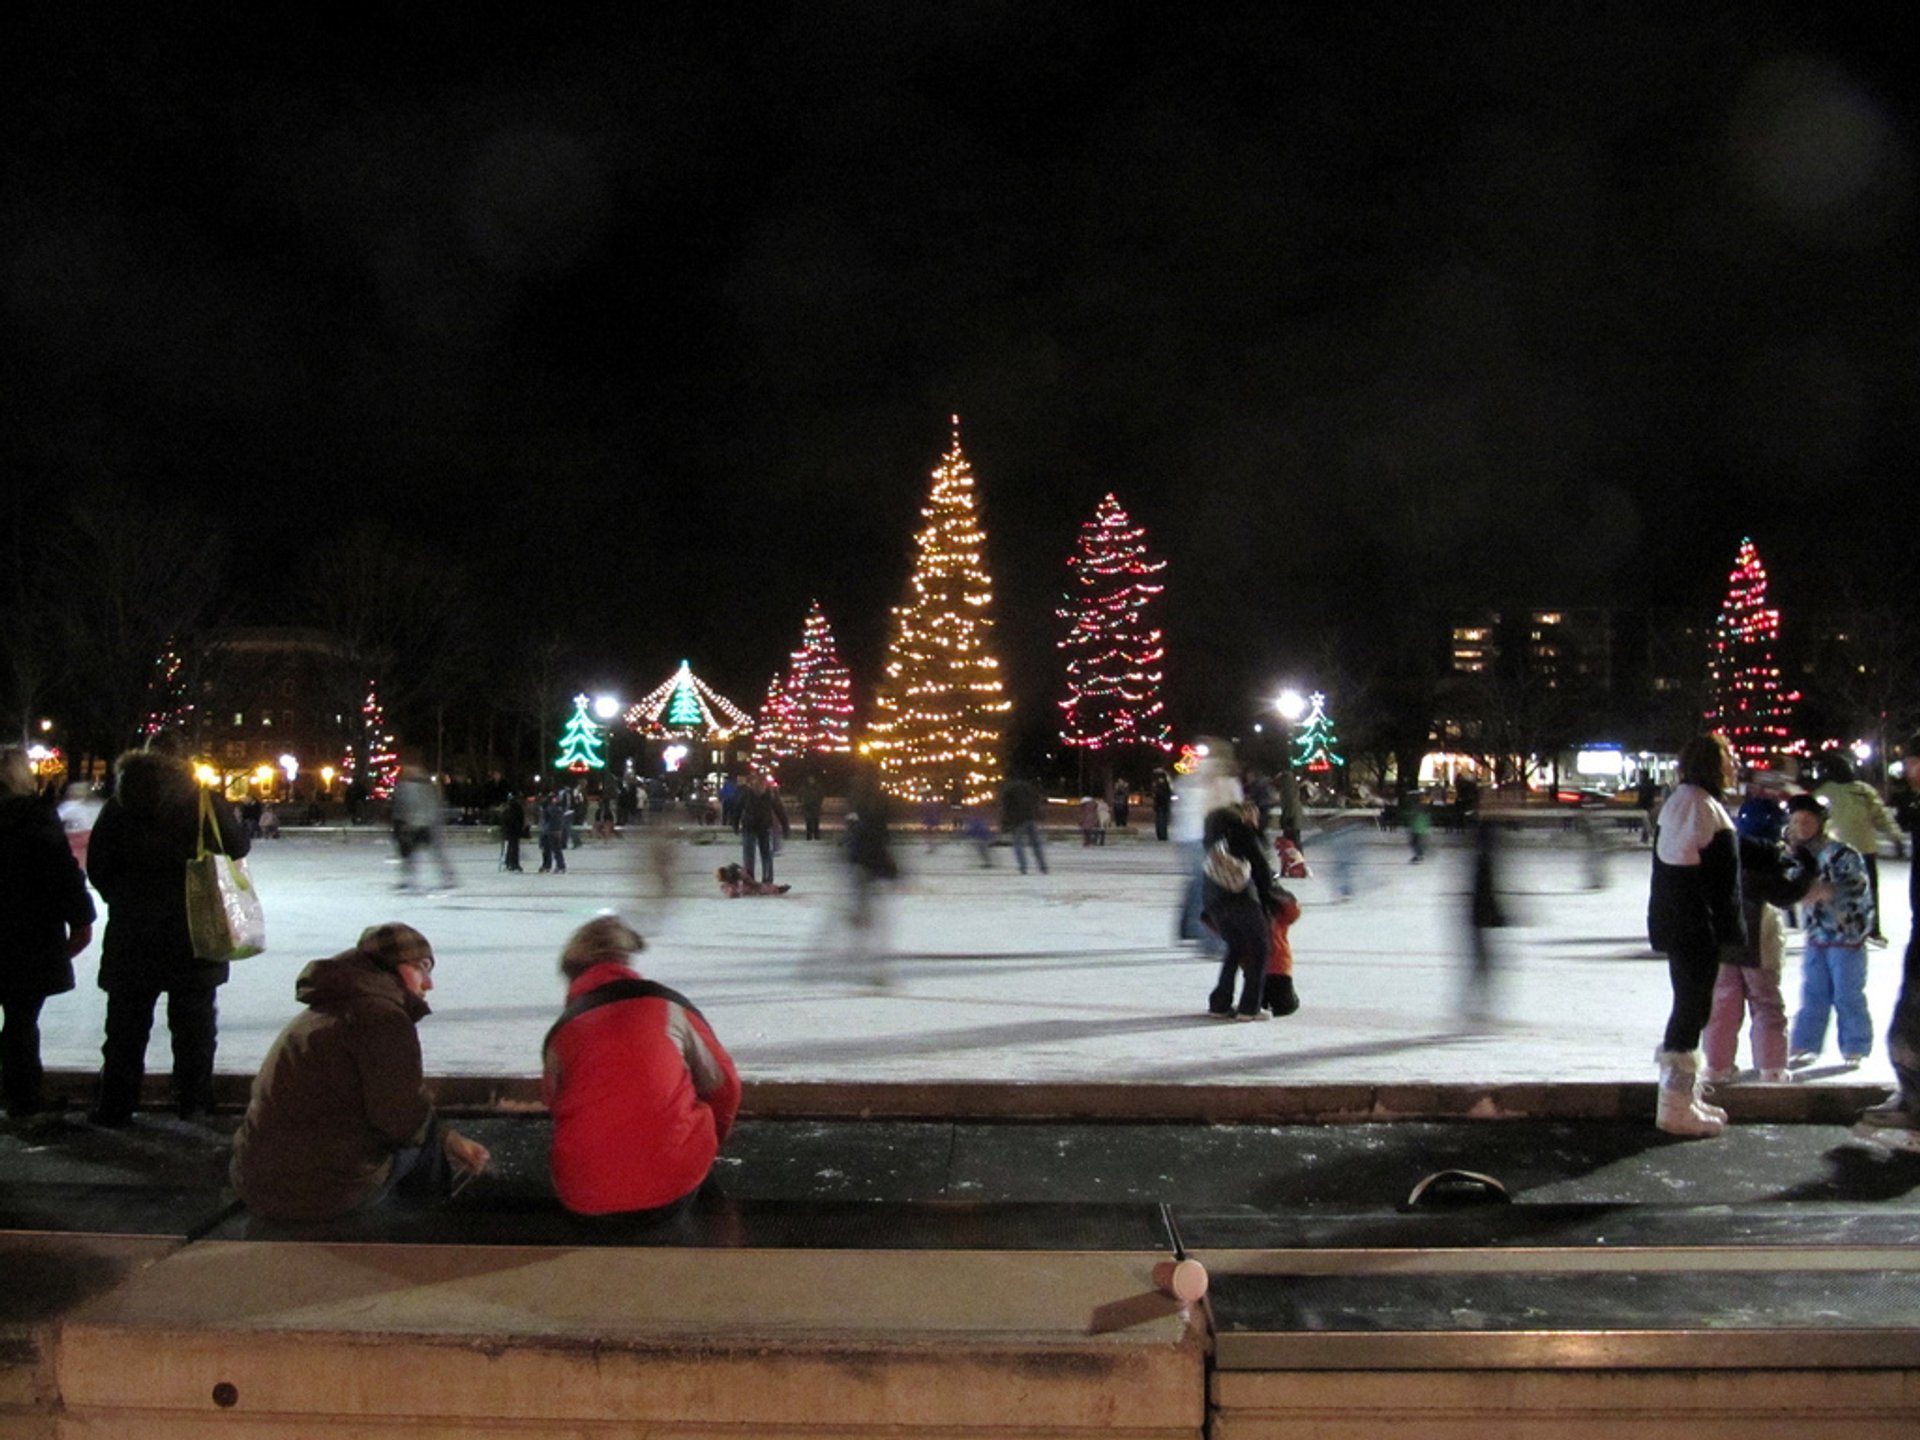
[1704,538,1797,766]
[140,643,194,739]
[1291,692,1344,774]
[1056,492,1172,756]
[555,693,607,772]
[868,418,1011,804]
[340,682,399,799]
[785,601,854,756]
[753,673,802,764]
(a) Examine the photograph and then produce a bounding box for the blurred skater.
[1462,820,1507,1021]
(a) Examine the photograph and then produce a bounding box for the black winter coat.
[1646,823,1743,957]
[0,794,96,999]
[1201,807,1278,916]
[87,753,249,990]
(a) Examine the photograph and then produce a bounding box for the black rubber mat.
[202,1197,1175,1250]
[0,1182,238,1239]
[1210,1268,1920,1334]
[1178,1202,1920,1251]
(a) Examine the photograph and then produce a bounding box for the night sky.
[8,3,1916,738]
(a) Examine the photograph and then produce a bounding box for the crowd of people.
[6,730,1919,1219]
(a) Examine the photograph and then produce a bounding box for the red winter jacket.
[542,961,742,1215]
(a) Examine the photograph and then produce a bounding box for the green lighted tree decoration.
[555,693,607,772]
[1291,692,1344,774]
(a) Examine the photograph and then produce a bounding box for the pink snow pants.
[1702,962,1788,1073]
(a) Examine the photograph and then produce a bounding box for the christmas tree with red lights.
[340,682,399,799]
[1705,537,1797,766]
[869,419,1010,804]
[784,601,854,756]
[1057,493,1172,756]
[753,673,802,764]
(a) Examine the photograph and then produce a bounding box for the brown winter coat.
[229,949,435,1221]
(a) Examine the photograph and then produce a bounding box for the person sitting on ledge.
[230,922,489,1221]
[543,915,740,1222]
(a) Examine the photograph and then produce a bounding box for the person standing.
[1814,753,1900,946]
[0,749,96,1120]
[497,791,527,872]
[1151,768,1173,842]
[539,792,570,873]
[230,923,489,1221]
[1855,734,1920,1147]
[737,771,790,885]
[799,773,825,841]
[1202,801,1276,1020]
[1111,778,1131,829]
[1174,744,1240,953]
[1000,774,1048,875]
[85,749,250,1124]
[542,916,740,1221]
[1702,800,1814,1083]
[1645,734,1744,1137]
[1786,793,1876,1069]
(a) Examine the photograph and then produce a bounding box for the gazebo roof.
[624,660,752,739]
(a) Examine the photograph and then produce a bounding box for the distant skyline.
[8,4,1916,736]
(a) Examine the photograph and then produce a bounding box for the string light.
[756,600,855,766]
[339,682,399,799]
[1704,538,1798,765]
[554,693,608,772]
[1056,492,1172,754]
[1291,692,1344,772]
[867,418,1011,805]
[624,660,751,740]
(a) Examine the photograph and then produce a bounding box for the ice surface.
[40,823,1907,1087]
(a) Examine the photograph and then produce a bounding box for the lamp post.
[1274,689,1307,841]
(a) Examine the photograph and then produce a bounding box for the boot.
[1655,1048,1724,1137]
[1691,1053,1729,1124]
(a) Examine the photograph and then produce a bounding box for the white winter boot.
[1691,1052,1730,1124]
[1655,1048,1725,1137]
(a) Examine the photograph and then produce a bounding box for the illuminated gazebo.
[625,660,752,741]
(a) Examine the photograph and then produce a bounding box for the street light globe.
[592,694,621,721]
[1276,689,1307,723]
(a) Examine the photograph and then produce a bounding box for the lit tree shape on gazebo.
[1056,492,1172,756]
[1704,538,1797,766]
[1290,692,1344,774]
[868,419,1011,805]
[625,660,752,740]
[340,682,399,799]
[555,693,607,773]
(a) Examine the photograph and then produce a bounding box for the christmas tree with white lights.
[555,694,607,772]
[1705,537,1796,766]
[868,419,1011,805]
[1057,492,1172,756]
[341,683,399,799]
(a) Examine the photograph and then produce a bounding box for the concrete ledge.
[57,1244,1204,1436]
[0,1235,179,1438]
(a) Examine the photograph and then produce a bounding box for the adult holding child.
[1646,733,1745,1136]
[543,916,740,1222]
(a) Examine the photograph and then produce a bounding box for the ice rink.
[41,820,1910,1089]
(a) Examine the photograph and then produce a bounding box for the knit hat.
[1785,793,1829,820]
[358,922,435,973]
[560,914,644,973]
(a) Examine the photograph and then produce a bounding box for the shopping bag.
[185,789,266,960]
